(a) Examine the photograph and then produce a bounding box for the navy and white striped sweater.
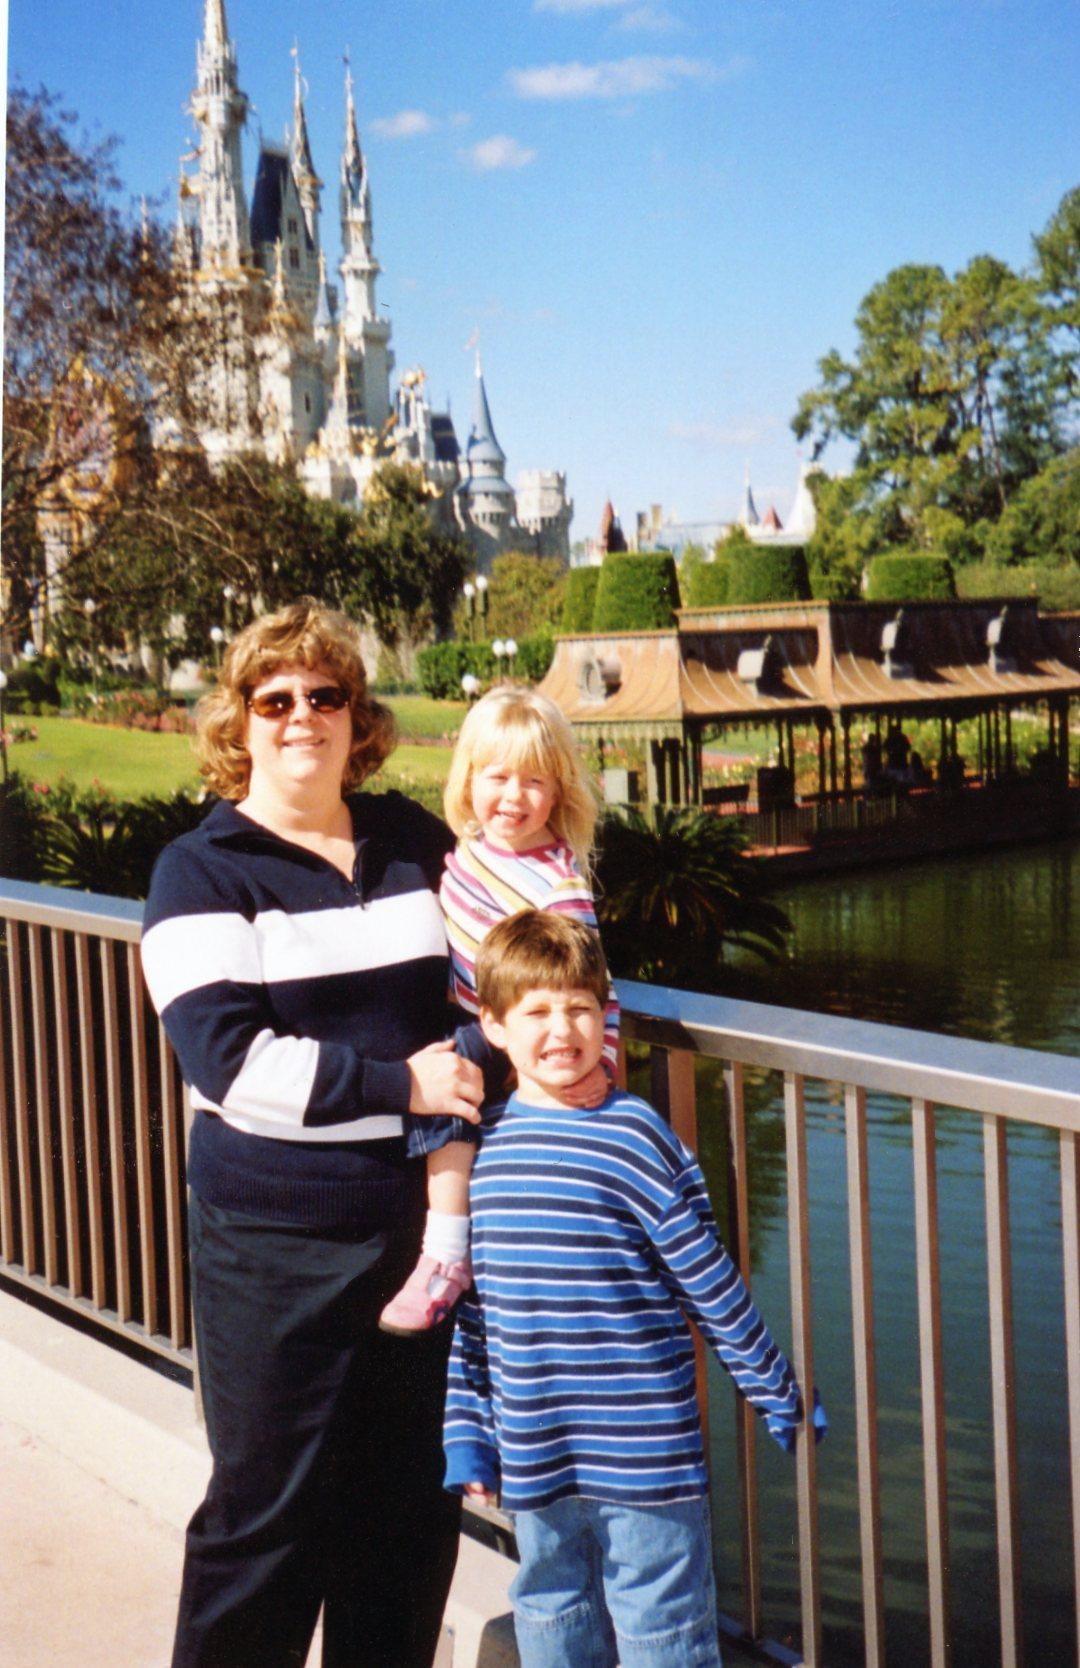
[444,1090,805,1510]
[141,792,492,1229]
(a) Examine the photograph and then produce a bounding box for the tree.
[793,240,1075,554]
[349,462,472,647]
[458,551,567,640]
[594,807,790,992]
[2,85,208,641]
[1034,185,1080,397]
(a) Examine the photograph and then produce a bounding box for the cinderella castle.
[171,0,572,569]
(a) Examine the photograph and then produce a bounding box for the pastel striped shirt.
[440,836,620,1073]
[443,1090,804,1510]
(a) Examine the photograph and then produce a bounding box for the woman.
[142,599,492,1668]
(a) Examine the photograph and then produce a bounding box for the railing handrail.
[0,879,143,942]
[615,979,1080,1131]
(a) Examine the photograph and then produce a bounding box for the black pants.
[173,1196,462,1668]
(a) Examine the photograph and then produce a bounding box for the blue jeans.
[510,1495,723,1668]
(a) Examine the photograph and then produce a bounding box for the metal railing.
[1,877,1079,1665]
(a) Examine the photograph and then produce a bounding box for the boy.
[443,909,825,1668]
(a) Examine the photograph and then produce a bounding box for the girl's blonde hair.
[196,597,395,800]
[444,684,597,872]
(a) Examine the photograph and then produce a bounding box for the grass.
[5,700,461,800]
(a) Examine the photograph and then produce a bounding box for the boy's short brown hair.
[475,910,610,1020]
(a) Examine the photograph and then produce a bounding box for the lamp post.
[476,574,489,639]
[505,637,518,677]
[223,584,235,634]
[461,672,481,704]
[0,669,8,784]
[83,597,98,705]
[462,581,476,643]
[210,625,225,669]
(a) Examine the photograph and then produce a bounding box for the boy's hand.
[558,1061,609,1109]
[407,1039,483,1123]
[463,1482,498,1506]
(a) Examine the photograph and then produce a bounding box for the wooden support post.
[842,715,853,797]
[817,721,826,799]
[829,722,838,797]
[1005,707,1013,772]
[646,740,662,806]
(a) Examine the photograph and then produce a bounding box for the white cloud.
[534,0,633,12]
[509,55,742,101]
[463,135,539,172]
[369,109,438,139]
[669,419,776,449]
[615,4,682,32]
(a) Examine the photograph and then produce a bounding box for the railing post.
[983,1115,1024,1668]
[651,1046,709,1455]
[784,1071,822,1666]
[724,1060,762,1641]
[911,1098,951,1667]
[1061,1128,1080,1658]
[845,1083,885,1666]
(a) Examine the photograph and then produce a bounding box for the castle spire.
[342,53,365,208]
[740,462,760,528]
[191,0,250,266]
[290,44,322,252]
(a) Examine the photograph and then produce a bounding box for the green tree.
[350,462,472,647]
[1034,185,1080,396]
[458,551,567,640]
[594,807,790,991]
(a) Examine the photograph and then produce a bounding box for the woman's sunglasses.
[246,686,350,720]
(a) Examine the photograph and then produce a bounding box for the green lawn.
[6,705,458,800]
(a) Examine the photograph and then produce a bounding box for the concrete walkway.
[0,1287,516,1668]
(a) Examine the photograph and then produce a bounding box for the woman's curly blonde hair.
[195,597,396,800]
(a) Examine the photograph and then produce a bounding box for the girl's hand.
[558,1061,610,1109]
[407,1039,483,1123]
[464,1482,498,1506]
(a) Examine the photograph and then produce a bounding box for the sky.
[5,0,1079,544]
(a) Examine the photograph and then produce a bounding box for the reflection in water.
[682,840,1079,1664]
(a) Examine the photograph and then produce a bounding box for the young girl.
[379,684,619,1334]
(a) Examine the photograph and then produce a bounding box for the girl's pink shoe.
[379,1254,473,1335]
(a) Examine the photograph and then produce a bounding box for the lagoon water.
[681,839,1080,1664]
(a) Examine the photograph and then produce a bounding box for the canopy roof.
[537,600,1080,738]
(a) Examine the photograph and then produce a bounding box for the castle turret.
[190,0,251,268]
[337,60,392,429]
[290,51,322,256]
[456,354,516,569]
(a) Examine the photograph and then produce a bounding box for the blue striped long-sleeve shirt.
[444,1090,806,1510]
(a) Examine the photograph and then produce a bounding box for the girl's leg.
[379,1141,475,1334]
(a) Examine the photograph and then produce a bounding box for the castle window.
[304,393,311,413]
[289,248,300,270]
[287,218,298,235]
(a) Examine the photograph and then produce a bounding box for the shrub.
[592,552,680,632]
[514,632,555,683]
[561,567,601,632]
[684,559,730,608]
[0,773,52,881]
[865,552,956,601]
[3,657,62,715]
[726,546,812,605]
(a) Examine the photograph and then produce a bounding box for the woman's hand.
[407,1039,483,1124]
[557,1061,610,1109]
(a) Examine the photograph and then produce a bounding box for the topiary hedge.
[561,567,601,632]
[415,633,555,699]
[591,551,680,632]
[684,559,731,608]
[865,552,956,601]
[726,545,811,605]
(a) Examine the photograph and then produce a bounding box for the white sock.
[422,1211,471,1266]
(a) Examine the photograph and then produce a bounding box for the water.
[678,840,1080,1665]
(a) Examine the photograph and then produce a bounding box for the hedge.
[865,552,956,602]
[591,551,680,632]
[561,567,601,632]
[684,559,730,608]
[726,546,811,605]
[415,633,555,699]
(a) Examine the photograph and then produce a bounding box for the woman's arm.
[142,841,481,1130]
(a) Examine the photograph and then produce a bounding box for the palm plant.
[594,806,790,992]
